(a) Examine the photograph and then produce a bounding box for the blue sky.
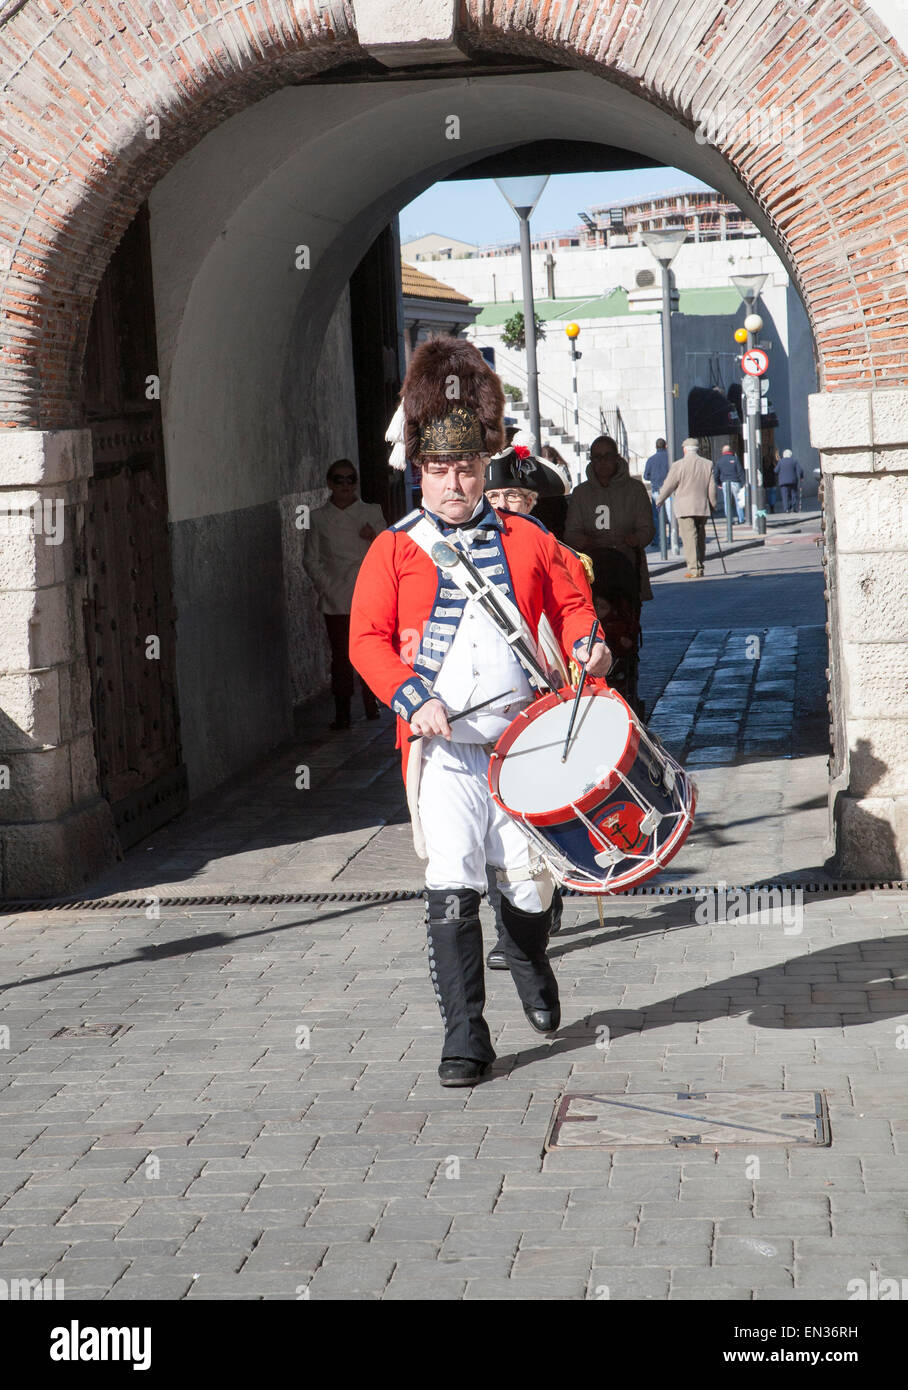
[399,167,713,246]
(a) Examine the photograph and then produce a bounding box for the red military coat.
[349,508,597,782]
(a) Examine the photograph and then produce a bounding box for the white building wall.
[418,237,785,304]
[469,313,668,470]
[448,238,816,483]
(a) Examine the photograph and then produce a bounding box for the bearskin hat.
[401,336,505,463]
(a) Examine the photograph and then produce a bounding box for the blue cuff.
[391,677,434,721]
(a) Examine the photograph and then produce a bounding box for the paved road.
[644,525,825,631]
[2,514,907,1301]
[0,888,906,1300]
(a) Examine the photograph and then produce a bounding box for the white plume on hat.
[510,428,538,453]
[385,401,407,472]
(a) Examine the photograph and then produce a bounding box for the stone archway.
[2,0,907,893]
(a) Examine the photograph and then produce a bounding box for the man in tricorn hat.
[482,444,594,971]
[484,444,591,602]
[350,337,610,1088]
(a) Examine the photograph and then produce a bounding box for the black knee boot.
[499,896,561,1034]
[485,867,509,970]
[425,889,495,1071]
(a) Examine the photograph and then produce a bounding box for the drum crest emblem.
[590,800,648,854]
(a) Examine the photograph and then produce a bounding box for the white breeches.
[418,739,554,912]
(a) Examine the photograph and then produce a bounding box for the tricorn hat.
[485,446,567,499]
[401,336,505,463]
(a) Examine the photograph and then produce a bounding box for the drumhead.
[496,692,632,814]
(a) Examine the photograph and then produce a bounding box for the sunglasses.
[330,474,356,484]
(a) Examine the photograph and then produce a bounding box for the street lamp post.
[731,273,768,529]
[643,227,686,556]
[495,175,550,450]
[565,322,582,487]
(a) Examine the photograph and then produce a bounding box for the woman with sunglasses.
[305,460,386,729]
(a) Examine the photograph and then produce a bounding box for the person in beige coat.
[656,438,718,578]
[563,435,654,604]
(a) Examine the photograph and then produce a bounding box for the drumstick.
[407,688,517,742]
[561,618,600,763]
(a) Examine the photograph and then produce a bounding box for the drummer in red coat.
[350,337,610,1087]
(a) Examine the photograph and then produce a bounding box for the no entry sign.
[741,347,769,376]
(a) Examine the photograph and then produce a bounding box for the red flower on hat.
[513,445,531,459]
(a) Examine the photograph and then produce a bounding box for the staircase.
[504,398,584,453]
[505,396,633,469]
[498,357,634,468]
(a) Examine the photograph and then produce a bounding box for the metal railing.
[499,355,611,443]
[599,405,631,462]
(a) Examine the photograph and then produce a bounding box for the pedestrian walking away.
[714,445,745,520]
[656,438,718,578]
[763,451,779,513]
[304,460,386,729]
[350,336,610,1088]
[777,448,804,512]
[643,437,671,546]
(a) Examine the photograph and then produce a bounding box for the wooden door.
[349,224,406,521]
[80,204,187,848]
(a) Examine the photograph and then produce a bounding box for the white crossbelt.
[406,515,555,693]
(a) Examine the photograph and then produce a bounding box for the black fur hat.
[401,336,505,462]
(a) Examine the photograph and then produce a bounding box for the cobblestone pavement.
[0,890,906,1300]
[6,511,902,1303]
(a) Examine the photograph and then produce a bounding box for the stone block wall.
[810,389,908,876]
[0,431,118,897]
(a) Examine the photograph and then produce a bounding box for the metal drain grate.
[546,1090,831,1150]
[3,881,906,913]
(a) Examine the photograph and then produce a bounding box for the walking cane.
[708,505,728,575]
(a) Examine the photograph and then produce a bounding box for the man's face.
[420,458,486,523]
[590,443,618,485]
[328,467,358,507]
[485,485,536,516]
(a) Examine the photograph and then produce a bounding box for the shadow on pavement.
[495,932,908,1075]
[0,901,387,996]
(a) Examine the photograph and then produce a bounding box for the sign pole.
[740,343,769,529]
[565,323,582,487]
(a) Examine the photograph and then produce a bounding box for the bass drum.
[488,682,696,894]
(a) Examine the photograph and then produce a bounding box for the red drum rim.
[488,680,640,827]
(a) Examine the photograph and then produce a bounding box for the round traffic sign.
[741,347,769,376]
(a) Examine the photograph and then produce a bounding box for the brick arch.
[0,1,906,428]
[459,0,908,392]
[0,3,360,427]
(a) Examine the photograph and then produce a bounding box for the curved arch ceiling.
[151,70,802,521]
